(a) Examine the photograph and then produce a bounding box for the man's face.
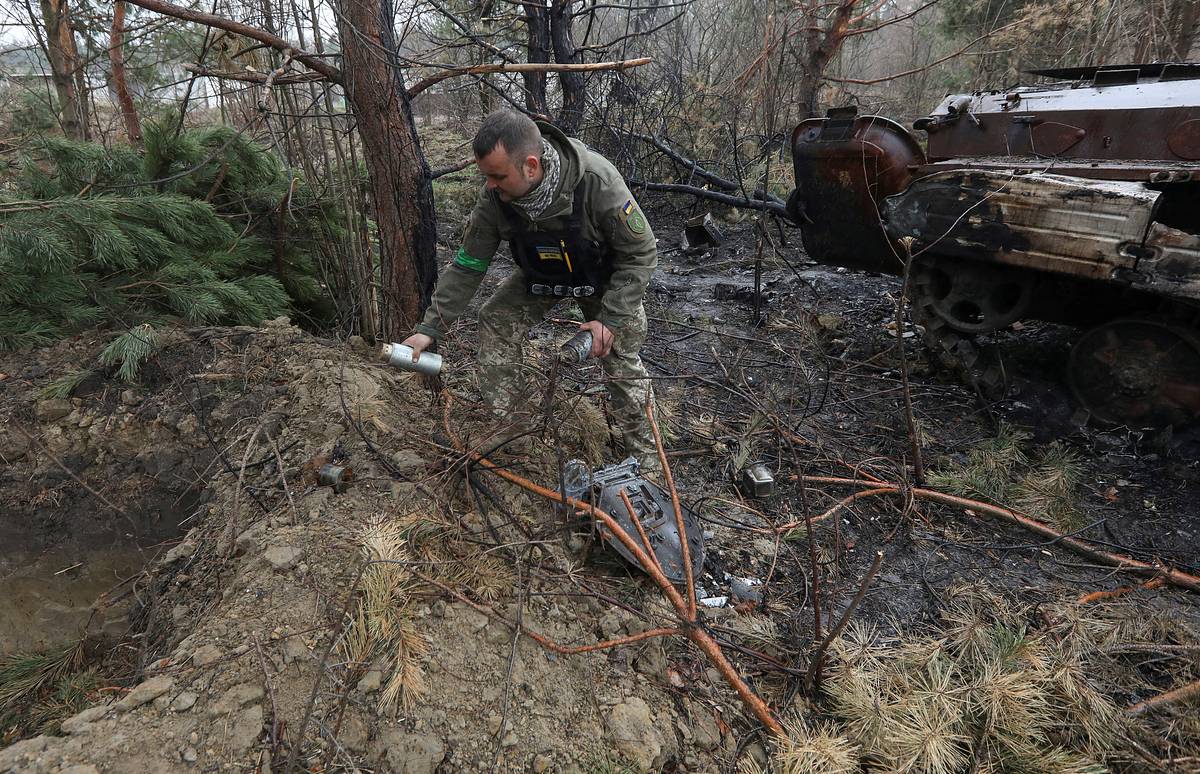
[476,143,541,202]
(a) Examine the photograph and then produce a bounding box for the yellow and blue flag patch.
[620,199,646,235]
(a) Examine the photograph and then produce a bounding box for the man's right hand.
[401,333,433,362]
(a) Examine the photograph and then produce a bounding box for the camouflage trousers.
[477,271,659,472]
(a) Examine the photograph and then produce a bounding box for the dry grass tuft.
[341,518,428,716]
[739,713,859,774]
[557,397,612,466]
[929,427,1083,530]
[347,396,392,434]
[819,587,1129,773]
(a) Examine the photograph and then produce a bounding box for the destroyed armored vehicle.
[787,63,1200,427]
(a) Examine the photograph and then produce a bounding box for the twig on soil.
[266,431,299,524]
[410,570,681,655]
[805,551,883,694]
[285,561,370,774]
[224,423,264,556]
[1077,577,1166,605]
[490,552,527,772]
[252,635,286,766]
[10,423,131,522]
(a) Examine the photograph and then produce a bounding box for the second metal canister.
[380,343,443,375]
[560,330,594,363]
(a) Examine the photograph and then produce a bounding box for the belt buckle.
[553,285,568,296]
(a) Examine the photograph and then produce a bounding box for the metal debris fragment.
[561,457,705,584]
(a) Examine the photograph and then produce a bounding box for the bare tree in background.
[523,1,551,113]
[35,0,88,139]
[109,0,142,145]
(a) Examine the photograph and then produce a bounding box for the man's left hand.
[579,320,615,359]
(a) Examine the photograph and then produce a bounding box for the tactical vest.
[498,181,614,298]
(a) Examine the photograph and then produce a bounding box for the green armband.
[453,247,490,273]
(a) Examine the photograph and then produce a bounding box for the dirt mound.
[0,319,743,773]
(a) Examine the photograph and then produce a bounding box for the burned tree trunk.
[110,1,142,145]
[38,0,87,140]
[522,2,550,114]
[550,0,585,133]
[336,0,438,340]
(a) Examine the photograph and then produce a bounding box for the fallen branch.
[784,475,1200,594]
[1077,577,1166,605]
[1128,678,1200,716]
[618,130,743,193]
[406,57,652,98]
[628,180,791,218]
[648,398,697,617]
[441,393,784,735]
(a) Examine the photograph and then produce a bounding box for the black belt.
[530,283,596,297]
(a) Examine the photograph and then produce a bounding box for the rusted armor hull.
[788,63,1200,425]
[884,170,1200,302]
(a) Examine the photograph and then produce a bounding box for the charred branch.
[550,0,586,133]
[619,129,743,192]
[406,57,651,99]
[629,180,790,219]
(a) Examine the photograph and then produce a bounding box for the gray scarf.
[511,139,561,220]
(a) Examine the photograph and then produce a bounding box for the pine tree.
[0,119,341,354]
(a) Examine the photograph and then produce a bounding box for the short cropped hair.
[473,110,542,162]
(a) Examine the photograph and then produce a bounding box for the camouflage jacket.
[414,122,657,339]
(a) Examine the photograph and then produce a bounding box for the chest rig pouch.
[499,181,613,298]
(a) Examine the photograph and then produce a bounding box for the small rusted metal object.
[740,463,774,498]
[318,463,353,493]
[682,212,723,253]
[787,64,1200,426]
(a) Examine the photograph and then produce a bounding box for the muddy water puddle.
[0,524,163,653]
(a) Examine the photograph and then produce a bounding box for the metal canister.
[379,343,443,375]
[741,463,775,498]
[560,330,594,363]
[318,463,353,493]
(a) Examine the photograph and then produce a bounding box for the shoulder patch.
[619,199,647,235]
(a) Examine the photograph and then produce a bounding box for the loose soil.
[0,202,1198,773]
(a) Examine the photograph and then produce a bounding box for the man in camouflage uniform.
[402,110,660,471]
